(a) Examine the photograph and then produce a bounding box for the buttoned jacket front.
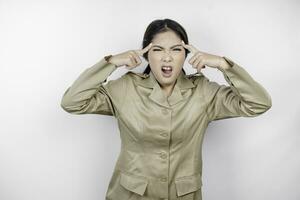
[61,57,272,200]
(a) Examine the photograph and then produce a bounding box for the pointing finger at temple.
[181,40,203,55]
[135,43,153,56]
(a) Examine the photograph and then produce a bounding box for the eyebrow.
[152,44,182,49]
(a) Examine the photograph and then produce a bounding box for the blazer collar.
[134,70,196,108]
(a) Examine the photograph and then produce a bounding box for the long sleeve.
[204,57,272,121]
[60,57,127,117]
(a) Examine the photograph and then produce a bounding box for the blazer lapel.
[134,70,196,108]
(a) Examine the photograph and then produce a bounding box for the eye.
[173,48,182,51]
[153,49,161,51]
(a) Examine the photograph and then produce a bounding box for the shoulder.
[188,72,222,95]
[106,71,146,84]
[125,71,149,78]
[186,72,204,82]
[186,72,210,87]
[123,71,149,83]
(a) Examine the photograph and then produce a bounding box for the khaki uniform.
[61,56,272,200]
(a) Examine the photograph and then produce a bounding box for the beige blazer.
[61,56,272,200]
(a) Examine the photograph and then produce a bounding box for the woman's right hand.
[108,43,153,70]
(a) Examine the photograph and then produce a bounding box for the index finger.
[181,40,200,54]
[135,43,153,56]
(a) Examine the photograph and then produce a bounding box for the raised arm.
[204,57,272,121]
[60,57,126,117]
[60,43,153,117]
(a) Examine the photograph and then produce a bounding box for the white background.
[0,0,299,200]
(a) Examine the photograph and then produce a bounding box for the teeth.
[162,66,172,70]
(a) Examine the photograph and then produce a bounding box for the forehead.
[151,30,182,47]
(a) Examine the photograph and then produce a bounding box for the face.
[147,30,185,88]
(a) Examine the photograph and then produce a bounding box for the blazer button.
[160,132,168,137]
[160,152,167,159]
[161,108,169,115]
[160,177,167,182]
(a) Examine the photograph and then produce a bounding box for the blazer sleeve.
[60,57,127,117]
[204,56,272,121]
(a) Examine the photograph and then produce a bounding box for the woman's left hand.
[181,40,231,72]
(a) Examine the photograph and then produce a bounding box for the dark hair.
[142,18,190,74]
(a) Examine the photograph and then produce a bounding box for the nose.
[161,51,173,62]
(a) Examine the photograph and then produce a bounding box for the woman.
[61,19,272,200]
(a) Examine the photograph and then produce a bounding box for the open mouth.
[161,65,173,77]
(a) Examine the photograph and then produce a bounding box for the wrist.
[104,55,119,68]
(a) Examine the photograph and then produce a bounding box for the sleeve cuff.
[217,56,239,75]
[216,56,244,95]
